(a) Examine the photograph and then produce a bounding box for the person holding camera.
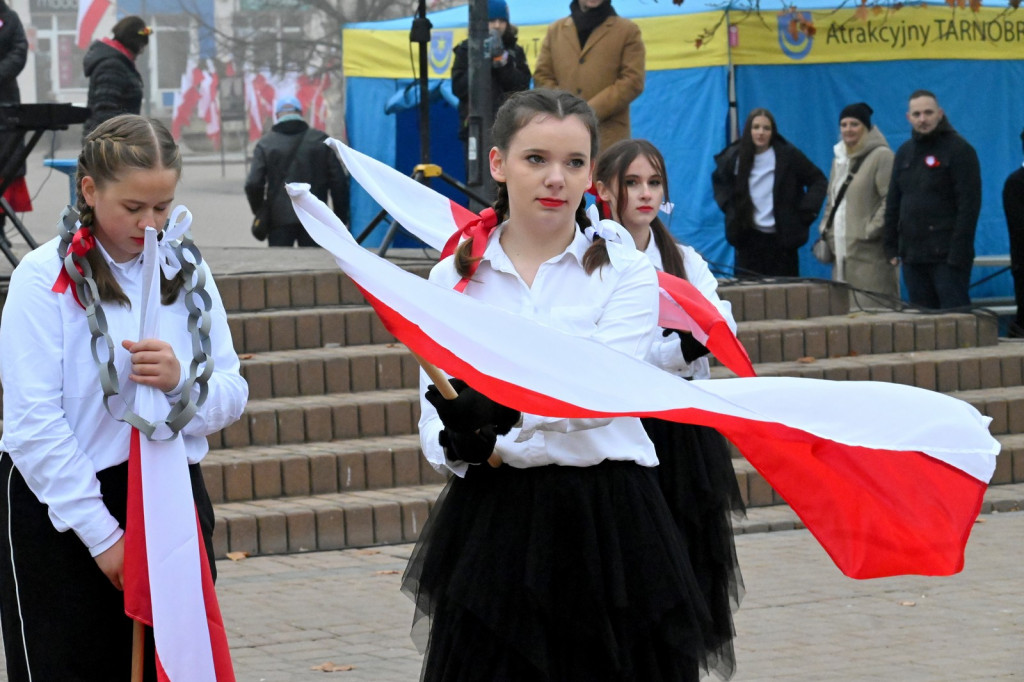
[450,0,531,160]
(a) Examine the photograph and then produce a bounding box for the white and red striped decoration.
[76,0,109,49]
[326,139,756,377]
[287,183,999,579]
[122,229,234,681]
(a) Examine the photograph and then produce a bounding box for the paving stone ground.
[213,507,1023,682]
[8,505,1007,681]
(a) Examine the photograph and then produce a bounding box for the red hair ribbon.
[51,226,95,309]
[440,206,499,293]
[586,184,611,220]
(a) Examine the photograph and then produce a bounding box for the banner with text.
[731,5,1024,64]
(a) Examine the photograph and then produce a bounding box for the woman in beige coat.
[821,102,900,307]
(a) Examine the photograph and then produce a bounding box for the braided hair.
[594,139,687,280]
[75,114,184,306]
[455,89,609,277]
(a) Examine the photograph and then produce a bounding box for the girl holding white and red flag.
[0,115,247,681]
[595,138,745,680]
[404,89,711,682]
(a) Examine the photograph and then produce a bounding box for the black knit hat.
[839,102,873,130]
[112,15,151,55]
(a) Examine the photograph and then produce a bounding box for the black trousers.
[734,228,800,278]
[0,453,216,682]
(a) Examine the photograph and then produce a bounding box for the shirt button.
[579,58,585,64]
[576,88,582,94]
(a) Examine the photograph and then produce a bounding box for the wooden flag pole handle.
[131,620,144,682]
[410,351,503,468]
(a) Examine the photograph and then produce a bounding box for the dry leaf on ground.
[375,569,401,576]
[898,600,916,607]
[310,661,355,672]
[225,551,249,561]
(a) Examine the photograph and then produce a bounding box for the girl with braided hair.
[403,89,710,682]
[595,138,745,680]
[0,114,247,681]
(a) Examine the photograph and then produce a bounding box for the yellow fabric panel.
[731,5,1024,65]
[343,12,729,79]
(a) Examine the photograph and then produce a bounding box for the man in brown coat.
[533,0,645,152]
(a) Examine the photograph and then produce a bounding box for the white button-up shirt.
[0,236,248,555]
[418,224,659,475]
[642,233,737,380]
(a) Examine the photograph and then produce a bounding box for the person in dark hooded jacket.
[244,96,350,247]
[882,90,981,309]
[82,15,150,140]
[0,0,29,231]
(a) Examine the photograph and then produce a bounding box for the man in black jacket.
[883,90,981,309]
[244,96,349,247]
[1004,128,1024,336]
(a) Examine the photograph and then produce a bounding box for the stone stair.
[3,268,1023,558]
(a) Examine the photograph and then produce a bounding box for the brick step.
[208,477,1024,560]
[948,386,1024,436]
[212,483,445,557]
[223,279,851,356]
[240,344,418,400]
[209,388,421,450]
[201,434,445,504]
[228,305,395,355]
[733,311,997,366]
[215,266,432,314]
[718,280,849,322]
[713,341,1024,392]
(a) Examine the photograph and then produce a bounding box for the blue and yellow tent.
[344,1,1024,297]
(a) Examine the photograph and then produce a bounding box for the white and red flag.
[326,139,756,378]
[122,221,234,680]
[171,61,204,139]
[287,183,999,579]
[76,0,110,49]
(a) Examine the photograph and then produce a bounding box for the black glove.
[662,328,711,364]
[439,426,497,465]
[424,379,520,435]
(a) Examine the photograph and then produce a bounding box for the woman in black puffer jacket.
[82,16,151,140]
[712,108,827,278]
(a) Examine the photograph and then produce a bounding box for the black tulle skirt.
[642,419,746,681]
[402,459,714,682]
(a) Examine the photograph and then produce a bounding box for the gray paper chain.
[56,206,214,440]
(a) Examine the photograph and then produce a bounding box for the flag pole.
[409,350,503,468]
[131,620,144,681]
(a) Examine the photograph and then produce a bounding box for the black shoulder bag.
[251,129,311,241]
[812,155,865,264]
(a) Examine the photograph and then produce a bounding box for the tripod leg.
[355,208,390,245]
[1,196,38,250]
[438,171,492,208]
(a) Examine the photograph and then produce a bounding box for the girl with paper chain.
[0,115,247,680]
